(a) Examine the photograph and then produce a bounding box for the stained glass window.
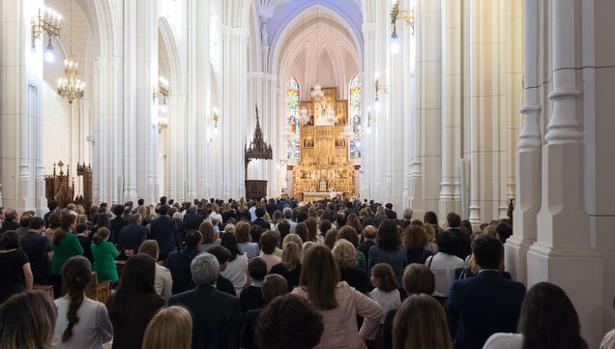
[286,77,301,160]
[348,74,362,159]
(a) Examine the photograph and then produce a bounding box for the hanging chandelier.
[57,51,85,103]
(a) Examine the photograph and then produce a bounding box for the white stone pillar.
[505,0,541,284]
[439,0,462,217]
[135,0,159,204]
[122,0,138,202]
[527,0,603,346]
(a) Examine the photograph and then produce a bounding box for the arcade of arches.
[1,0,615,347]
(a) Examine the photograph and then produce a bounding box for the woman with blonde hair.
[271,240,302,291]
[332,239,370,293]
[393,294,451,349]
[142,306,192,349]
[423,223,438,252]
[0,290,57,349]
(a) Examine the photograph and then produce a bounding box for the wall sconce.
[153,76,170,108]
[211,109,220,135]
[374,72,388,110]
[390,1,415,54]
[32,6,62,62]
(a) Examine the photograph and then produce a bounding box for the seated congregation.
[0,198,613,349]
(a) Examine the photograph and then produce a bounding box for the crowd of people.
[0,198,613,349]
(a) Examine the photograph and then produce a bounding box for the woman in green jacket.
[91,227,120,283]
[50,212,84,296]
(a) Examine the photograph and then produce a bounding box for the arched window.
[286,77,301,160]
[348,74,362,159]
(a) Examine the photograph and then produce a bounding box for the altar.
[303,192,335,202]
[291,86,356,200]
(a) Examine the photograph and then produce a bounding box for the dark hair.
[112,254,157,308]
[250,225,263,244]
[300,244,339,310]
[424,211,439,225]
[94,213,109,228]
[255,294,324,349]
[61,256,92,342]
[199,221,215,244]
[19,213,32,228]
[377,220,401,251]
[471,234,503,269]
[260,231,278,255]
[111,205,124,217]
[294,223,308,243]
[496,222,513,243]
[436,230,457,255]
[29,216,45,230]
[48,200,59,211]
[372,263,397,292]
[403,225,428,250]
[160,196,167,205]
[393,294,451,349]
[92,227,110,245]
[208,245,231,265]
[255,207,266,218]
[519,282,587,349]
[75,224,88,235]
[319,220,332,237]
[0,231,19,250]
[261,274,288,303]
[0,290,57,349]
[61,212,77,231]
[446,212,461,228]
[248,258,268,281]
[138,199,145,206]
[158,205,170,216]
[184,230,202,248]
[221,232,243,261]
[461,219,473,236]
[304,218,319,242]
[402,264,435,295]
[336,226,359,247]
[277,220,290,241]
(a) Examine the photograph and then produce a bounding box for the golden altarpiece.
[293,87,356,201]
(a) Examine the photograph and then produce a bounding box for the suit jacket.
[447,270,526,349]
[166,247,201,294]
[109,217,129,245]
[149,215,180,258]
[239,285,264,313]
[118,223,147,252]
[242,308,262,349]
[20,231,53,283]
[385,209,397,220]
[169,285,242,349]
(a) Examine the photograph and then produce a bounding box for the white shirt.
[154,263,173,300]
[249,207,257,222]
[53,297,113,349]
[425,252,465,297]
[482,333,523,349]
[369,288,401,324]
[221,253,249,294]
[602,329,615,349]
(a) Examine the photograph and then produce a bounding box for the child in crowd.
[240,258,267,313]
[90,227,120,283]
[369,263,401,324]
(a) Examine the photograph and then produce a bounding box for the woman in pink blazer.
[292,244,382,349]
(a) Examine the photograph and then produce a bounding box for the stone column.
[505,0,542,284]
[122,0,138,202]
[439,0,462,217]
[527,0,603,346]
[135,0,159,203]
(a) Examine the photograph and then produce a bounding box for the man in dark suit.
[183,206,203,233]
[118,214,147,255]
[447,235,526,349]
[19,217,52,283]
[109,204,129,245]
[166,230,203,295]
[149,205,180,261]
[169,252,242,349]
[445,212,472,260]
[384,203,397,220]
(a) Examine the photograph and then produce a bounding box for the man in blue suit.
[447,234,525,349]
[149,205,180,261]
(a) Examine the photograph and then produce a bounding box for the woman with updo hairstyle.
[0,290,57,349]
[293,244,382,348]
[142,306,192,349]
[53,256,112,348]
[91,227,120,283]
[50,211,84,297]
[255,294,324,349]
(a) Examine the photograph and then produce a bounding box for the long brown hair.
[0,290,57,349]
[142,306,192,349]
[61,256,92,342]
[393,294,451,349]
[299,244,340,310]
